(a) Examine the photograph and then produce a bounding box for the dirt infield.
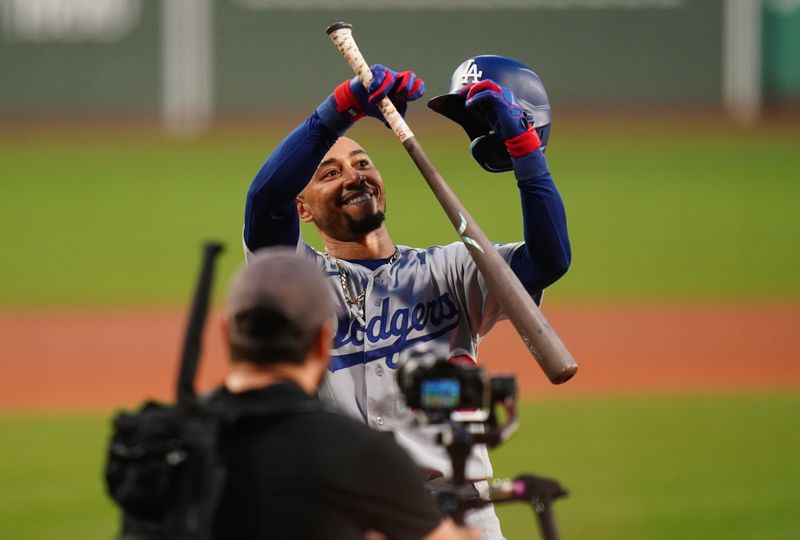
[1,303,798,411]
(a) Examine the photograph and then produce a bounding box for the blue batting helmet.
[428,55,551,172]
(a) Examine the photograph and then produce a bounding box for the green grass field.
[2,115,799,307]
[1,117,798,539]
[2,395,798,540]
[491,394,800,540]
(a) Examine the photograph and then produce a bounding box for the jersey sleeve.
[508,148,571,294]
[445,149,571,337]
[243,111,340,252]
[334,430,443,540]
[444,242,523,337]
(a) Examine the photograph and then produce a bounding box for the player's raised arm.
[429,56,571,296]
[462,80,571,292]
[509,146,571,293]
[243,65,424,253]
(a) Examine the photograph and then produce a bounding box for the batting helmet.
[428,55,551,172]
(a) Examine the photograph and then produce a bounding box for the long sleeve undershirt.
[244,111,571,295]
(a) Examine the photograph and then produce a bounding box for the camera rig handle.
[490,475,568,540]
[429,459,569,540]
[433,398,567,538]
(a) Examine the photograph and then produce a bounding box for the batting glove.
[317,65,425,134]
[461,80,541,158]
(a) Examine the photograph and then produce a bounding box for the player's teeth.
[346,194,371,206]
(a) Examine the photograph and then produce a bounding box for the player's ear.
[296,196,314,223]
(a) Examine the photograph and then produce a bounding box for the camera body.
[397,349,487,422]
[397,348,516,431]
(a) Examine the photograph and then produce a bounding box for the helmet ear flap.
[469,124,551,174]
[470,135,511,173]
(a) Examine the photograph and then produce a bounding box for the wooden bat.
[325,22,578,384]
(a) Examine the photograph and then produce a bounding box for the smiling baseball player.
[243,58,571,539]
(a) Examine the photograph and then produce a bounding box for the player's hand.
[340,64,425,124]
[363,65,426,123]
[462,79,541,158]
[318,65,425,132]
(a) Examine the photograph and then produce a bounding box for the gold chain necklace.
[325,248,400,327]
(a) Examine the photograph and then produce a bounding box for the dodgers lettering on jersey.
[330,292,460,372]
[301,241,524,480]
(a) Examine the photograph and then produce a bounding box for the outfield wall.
[0,0,797,116]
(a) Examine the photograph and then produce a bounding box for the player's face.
[297,137,387,241]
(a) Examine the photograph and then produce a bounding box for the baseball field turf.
[2,395,799,540]
[1,114,798,539]
[2,114,799,305]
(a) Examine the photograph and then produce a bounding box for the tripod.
[434,421,568,540]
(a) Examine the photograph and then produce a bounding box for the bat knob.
[326,22,353,35]
[550,364,578,385]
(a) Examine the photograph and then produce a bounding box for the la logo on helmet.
[458,59,483,86]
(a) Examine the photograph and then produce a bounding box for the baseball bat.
[325,23,578,384]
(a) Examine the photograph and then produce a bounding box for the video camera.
[397,348,568,540]
[397,348,516,432]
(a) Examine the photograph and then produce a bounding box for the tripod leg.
[534,503,560,540]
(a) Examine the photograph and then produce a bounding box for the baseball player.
[243,57,570,539]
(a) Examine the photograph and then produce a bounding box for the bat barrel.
[403,138,578,384]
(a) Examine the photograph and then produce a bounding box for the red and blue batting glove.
[461,80,541,158]
[317,64,425,135]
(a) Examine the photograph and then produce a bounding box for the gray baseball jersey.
[294,238,524,480]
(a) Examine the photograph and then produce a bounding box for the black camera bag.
[104,243,224,540]
[106,400,224,540]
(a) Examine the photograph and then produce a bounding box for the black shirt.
[207,382,442,540]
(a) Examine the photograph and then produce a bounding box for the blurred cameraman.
[207,247,478,540]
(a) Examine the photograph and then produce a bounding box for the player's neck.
[323,226,395,260]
